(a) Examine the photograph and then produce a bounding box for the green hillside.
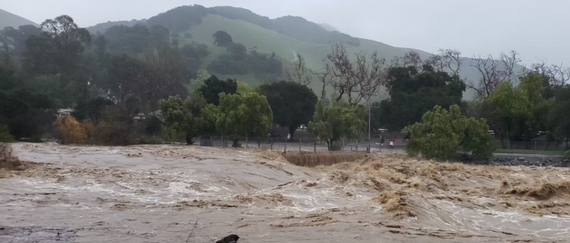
[182,14,428,96]
[86,5,518,99]
[0,9,38,29]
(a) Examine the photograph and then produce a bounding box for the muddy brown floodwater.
[1,143,570,242]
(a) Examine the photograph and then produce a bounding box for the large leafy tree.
[378,65,465,131]
[103,24,170,54]
[106,46,189,110]
[483,73,551,148]
[257,81,318,139]
[24,15,91,77]
[72,97,115,122]
[159,95,207,144]
[405,105,494,161]
[24,74,75,108]
[212,30,233,46]
[199,75,238,105]
[549,86,570,149]
[308,101,366,151]
[216,92,272,147]
[0,25,42,64]
[0,65,55,140]
[483,82,528,147]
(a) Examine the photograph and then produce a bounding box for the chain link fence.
[197,136,405,153]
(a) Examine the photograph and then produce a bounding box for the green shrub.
[0,124,15,142]
[405,105,495,161]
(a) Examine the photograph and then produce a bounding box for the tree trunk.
[232,139,240,148]
[498,132,506,149]
[185,134,194,145]
[327,139,341,151]
[288,126,297,141]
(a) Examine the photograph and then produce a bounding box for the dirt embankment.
[1,143,570,242]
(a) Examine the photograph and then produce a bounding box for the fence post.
[270,138,273,150]
[299,138,302,152]
[284,138,287,152]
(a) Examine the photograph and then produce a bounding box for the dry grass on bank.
[282,152,370,167]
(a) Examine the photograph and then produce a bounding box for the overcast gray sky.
[1,0,569,65]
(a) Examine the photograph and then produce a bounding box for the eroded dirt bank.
[1,143,569,242]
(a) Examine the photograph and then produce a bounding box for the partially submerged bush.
[0,143,21,170]
[55,116,93,144]
[0,124,14,142]
[405,105,495,161]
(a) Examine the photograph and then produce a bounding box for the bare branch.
[402,51,422,68]
[326,44,387,106]
[311,62,332,101]
[286,53,312,86]
[469,50,521,98]
[426,49,462,76]
[527,61,570,86]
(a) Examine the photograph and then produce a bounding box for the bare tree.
[402,51,423,68]
[326,44,387,106]
[526,62,570,86]
[426,49,463,76]
[129,46,188,109]
[311,63,333,102]
[468,50,521,97]
[390,51,423,69]
[286,53,312,86]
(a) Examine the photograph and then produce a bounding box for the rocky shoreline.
[489,155,570,167]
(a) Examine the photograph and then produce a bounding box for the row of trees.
[481,72,570,149]
[405,66,570,160]
[284,44,569,158]
[159,76,319,147]
[0,14,285,143]
[1,14,568,158]
[160,76,369,151]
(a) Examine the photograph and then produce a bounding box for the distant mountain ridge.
[0,8,38,29]
[85,5,493,98]
[4,5,518,99]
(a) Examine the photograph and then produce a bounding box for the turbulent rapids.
[1,143,569,242]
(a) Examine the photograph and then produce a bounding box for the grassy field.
[495,149,567,156]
